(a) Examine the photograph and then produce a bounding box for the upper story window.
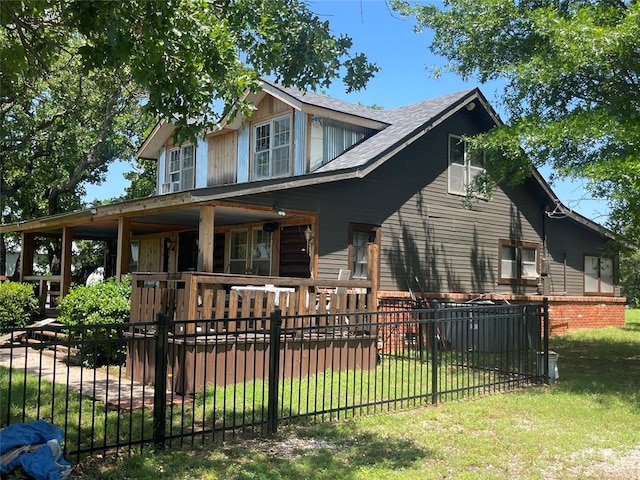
[253,115,291,180]
[584,255,614,295]
[448,135,484,196]
[163,144,195,193]
[499,239,540,285]
[309,117,377,171]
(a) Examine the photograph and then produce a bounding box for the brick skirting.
[377,291,627,335]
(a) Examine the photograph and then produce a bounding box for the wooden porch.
[128,272,377,393]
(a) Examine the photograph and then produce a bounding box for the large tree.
[393,0,640,245]
[1,0,377,142]
[0,0,377,272]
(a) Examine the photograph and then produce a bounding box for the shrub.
[57,277,131,367]
[0,282,39,329]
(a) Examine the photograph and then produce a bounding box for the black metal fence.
[0,300,549,463]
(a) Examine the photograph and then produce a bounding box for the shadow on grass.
[549,330,640,411]
[75,422,433,479]
[623,322,640,333]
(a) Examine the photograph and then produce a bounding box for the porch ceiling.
[15,206,287,241]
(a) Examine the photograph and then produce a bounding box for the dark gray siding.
[235,109,611,296]
[544,216,612,295]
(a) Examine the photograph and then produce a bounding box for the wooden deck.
[127,272,377,393]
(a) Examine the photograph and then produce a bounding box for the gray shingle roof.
[260,79,391,124]
[261,80,477,175]
[315,89,476,173]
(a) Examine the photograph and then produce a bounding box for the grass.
[2,338,536,462]
[71,310,640,479]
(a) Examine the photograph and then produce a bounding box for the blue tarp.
[0,420,72,480]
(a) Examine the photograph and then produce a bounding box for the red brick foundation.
[377,291,626,336]
[545,296,626,334]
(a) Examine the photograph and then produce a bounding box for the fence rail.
[0,300,549,463]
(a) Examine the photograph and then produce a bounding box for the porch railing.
[130,272,373,334]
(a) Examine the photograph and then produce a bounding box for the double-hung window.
[253,115,291,180]
[165,144,195,193]
[584,255,614,295]
[448,135,484,196]
[499,239,540,285]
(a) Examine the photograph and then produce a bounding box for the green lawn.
[72,310,640,480]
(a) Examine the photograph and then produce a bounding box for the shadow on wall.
[386,210,472,295]
[471,226,496,293]
[509,204,527,295]
[386,211,503,296]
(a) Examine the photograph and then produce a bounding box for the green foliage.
[0,0,377,253]
[393,0,640,245]
[117,158,158,202]
[0,282,39,329]
[1,0,377,143]
[0,47,152,221]
[71,240,105,285]
[57,277,131,367]
[620,250,640,308]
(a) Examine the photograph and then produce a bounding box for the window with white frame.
[253,115,291,180]
[164,144,195,193]
[499,239,540,285]
[448,135,484,196]
[584,255,614,294]
[228,228,273,275]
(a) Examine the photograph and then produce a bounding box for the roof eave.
[259,81,389,130]
[136,121,176,159]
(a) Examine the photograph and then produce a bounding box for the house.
[1,80,626,332]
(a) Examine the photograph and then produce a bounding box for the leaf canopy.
[393,0,640,245]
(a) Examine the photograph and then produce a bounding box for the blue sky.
[84,0,610,225]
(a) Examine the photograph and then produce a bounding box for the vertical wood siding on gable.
[207,131,238,186]
[254,95,291,118]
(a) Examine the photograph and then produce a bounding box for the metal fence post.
[153,312,170,449]
[267,308,282,435]
[543,297,550,384]
[430,300,440,405]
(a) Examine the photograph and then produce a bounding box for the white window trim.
[447,134,485,197]
[252,114,292,180]
[163,144,195,193]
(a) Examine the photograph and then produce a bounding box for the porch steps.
[0,318,59,345]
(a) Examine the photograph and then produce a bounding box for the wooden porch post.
[19,232,35,280]
[60,227,73,296]
[367,242,379,306]
[198,205,215,272]
[116,217,131,279]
